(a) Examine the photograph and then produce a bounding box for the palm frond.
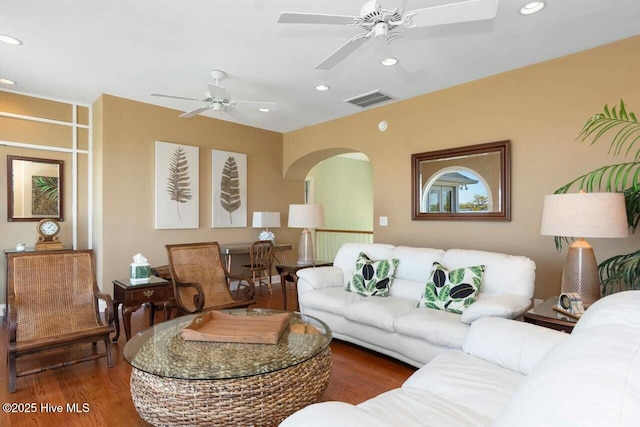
[599,249,640,295]
[577,100,640,160]
[220,156,241,224]
[166,147,192,220]
[32,176,59,201]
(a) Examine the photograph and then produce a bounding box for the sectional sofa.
[296,243,536,367]
[281,291,640,426]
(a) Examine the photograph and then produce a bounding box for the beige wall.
[94,95,302,294]
[283,35,640,300]
[0,92,89,307]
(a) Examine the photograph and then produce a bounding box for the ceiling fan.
[277,0,499,70]
[151,70,279,118]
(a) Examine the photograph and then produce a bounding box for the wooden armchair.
[166,242,256,315]
[6,250,114,393]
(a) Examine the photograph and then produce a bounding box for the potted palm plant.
[554,100,640,295]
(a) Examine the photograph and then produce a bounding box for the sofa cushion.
[493,323,640,426]
[572,290,640,334]
[418,262,485,314]
[343,296,416,332]
[394,307,469,348]
[401,349,525,421]
[358,387,492,427]
[388,246,445,282]
[333,243,396,278]
[441,249,535,298]
[298,287,366,315]
[460,293,532,324]
[463,317,566,376]
[345,252,399,297]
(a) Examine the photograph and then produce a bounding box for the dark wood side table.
[112,276,173,342]
[276,262,333,311]
[523,296,578,333]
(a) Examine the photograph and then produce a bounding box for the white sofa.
[282,291,640,427]
[296,243,535,367]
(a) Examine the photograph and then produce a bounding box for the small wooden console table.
[523,297,577,333]
[112,276,172,342]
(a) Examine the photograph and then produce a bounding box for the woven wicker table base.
[131,347,332,427]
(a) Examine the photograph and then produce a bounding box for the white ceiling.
[2,0,640,133]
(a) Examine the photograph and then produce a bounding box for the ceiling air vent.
[344,90,393,108]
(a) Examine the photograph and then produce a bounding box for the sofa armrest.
[279,402,391,427]
[462,317,567,376]
[460,293,532,324]
[296,267,344,295]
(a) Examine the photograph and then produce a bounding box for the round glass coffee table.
[124,309,332,426]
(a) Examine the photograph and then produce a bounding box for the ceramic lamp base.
[297,228,315,266]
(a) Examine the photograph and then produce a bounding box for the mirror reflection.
[412,141,510,221]
[7,155,64,221]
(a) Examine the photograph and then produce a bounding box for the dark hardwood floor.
[1,281,416,426]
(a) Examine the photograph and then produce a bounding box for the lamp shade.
[288,204,325,229]
[252,212,281,228]
[540,192,628,238]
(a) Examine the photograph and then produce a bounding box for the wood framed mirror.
[7,155,64,222]
[411,140,511,221]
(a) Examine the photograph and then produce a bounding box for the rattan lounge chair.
[166,242,256,315]
[6,249,115,393]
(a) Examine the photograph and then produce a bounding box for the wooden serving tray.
[182,311,292,344]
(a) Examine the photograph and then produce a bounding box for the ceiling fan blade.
[278,12,357,25]
[234,101,280,112]
[151,93,201,102]
[179,106,210,118]
[405,0,499,28]
[208,83,226,100]
[315,32,371,70]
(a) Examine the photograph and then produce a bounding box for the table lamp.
[540,191,628,306]
[252,212,281,241]
[288,204,325,265]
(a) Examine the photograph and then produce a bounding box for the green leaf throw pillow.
[418,262,485,314]
[346,252,399,297]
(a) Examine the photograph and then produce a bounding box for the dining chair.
[242,240,275,295]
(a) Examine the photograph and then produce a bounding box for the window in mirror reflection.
[423,169,492,213]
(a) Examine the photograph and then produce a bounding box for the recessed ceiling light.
[258,108,271,113]
[520,1,546,15]
[0,34,23,46]
[315,84,330,91]
[381,57,398,67]
[0,78,16,85]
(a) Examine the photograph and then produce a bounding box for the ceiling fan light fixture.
[0,34,23,46]
[519,1,546,15]
[315,84,330,91]
[381,57,398,67]
[0,78,16,85]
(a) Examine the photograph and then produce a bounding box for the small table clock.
[35,218,63,250]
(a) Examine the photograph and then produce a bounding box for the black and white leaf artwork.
[166,146,192,220]
[220,156,241,223]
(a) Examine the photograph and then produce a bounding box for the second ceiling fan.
[151,70,279,118]
[277,0,499,70]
